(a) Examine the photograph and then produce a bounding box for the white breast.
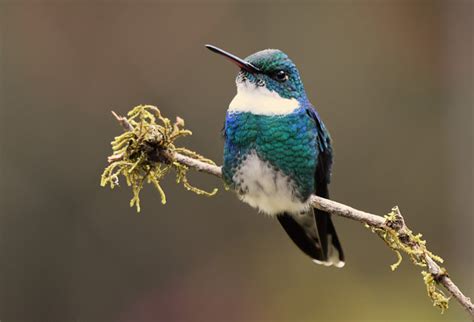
[233,152,310,216]
[228,82,299,116]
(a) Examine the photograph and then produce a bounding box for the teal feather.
[223,107,318,200]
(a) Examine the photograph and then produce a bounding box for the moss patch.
[368,206,449,312]
[101,105,217,212]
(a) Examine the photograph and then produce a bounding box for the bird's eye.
[274,70,289,82]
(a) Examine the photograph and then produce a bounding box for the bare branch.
[174,151,474,317]
[173,153,222,178]
[179,153,474,318]
[112,110,133,132]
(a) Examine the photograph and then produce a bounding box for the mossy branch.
[100,105,217,212]
[101,105,473,319]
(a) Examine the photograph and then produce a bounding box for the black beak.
[205,44,261,73]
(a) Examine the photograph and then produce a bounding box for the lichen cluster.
[368,206,449,312]
[100,105,217,212]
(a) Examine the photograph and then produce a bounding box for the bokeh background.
[0,1,472,321]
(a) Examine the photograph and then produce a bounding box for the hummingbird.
[206,44,344,267]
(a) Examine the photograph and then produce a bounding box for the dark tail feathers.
[277,208,344,267]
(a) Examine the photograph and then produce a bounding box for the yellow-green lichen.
[368,206,449,312]
[422,270,450,313]
[100,105,217,212]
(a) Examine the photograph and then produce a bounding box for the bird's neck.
[228,83,301,116]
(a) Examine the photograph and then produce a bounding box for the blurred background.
[0,1,472,321]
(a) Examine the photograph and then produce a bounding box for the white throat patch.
[228,82,299,115]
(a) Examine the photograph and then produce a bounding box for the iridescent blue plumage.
[223,105,319,201]
[206,44,344,267]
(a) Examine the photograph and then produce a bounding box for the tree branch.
[108,110,473,319]
[174,150,473,317]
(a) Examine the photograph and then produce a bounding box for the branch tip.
[102,105,218,212]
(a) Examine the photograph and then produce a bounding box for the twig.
[111,111,474,319]
[173,153,222,178]
[111,111,134,132]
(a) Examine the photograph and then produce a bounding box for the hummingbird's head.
[206,45,307,115]
[240,49,305,100]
